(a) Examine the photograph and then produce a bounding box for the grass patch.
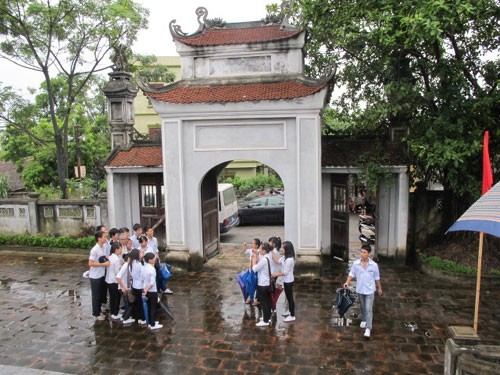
[421,254,500,276]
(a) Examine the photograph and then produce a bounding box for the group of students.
[87,224,171,330]
[243,236,296,327]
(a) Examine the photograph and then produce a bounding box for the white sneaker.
[121,318,135,324]
[283,316,296,323]
[95,314,106,321]
[255,320,269,327]
[111,314,122,320]
[360,321,366,329]
[364,328,371,337]
[164,288,173,294]
[138,319,147,325]
[282,311,290,317]
[149,323,163,330]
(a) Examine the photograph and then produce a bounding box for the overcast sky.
[0,0,273,94]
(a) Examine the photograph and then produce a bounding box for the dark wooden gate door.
[331,174,349,261]
[139,174,166,247]
[201,168,219,261]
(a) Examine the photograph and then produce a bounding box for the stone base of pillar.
[295,254,324,276]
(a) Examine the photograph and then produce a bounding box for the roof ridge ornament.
[170,7,209,38]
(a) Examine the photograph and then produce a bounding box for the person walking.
[272,241,296,322]
[251,243,273,327]
[88,230,110,321]
[343,244,383,338]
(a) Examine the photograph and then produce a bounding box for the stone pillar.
[27,192,40,235]
[102,71,138,150]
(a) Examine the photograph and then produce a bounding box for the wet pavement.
[0,247,499,374]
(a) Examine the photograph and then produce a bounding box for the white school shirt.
[105,253,121,284]
[88,243,106,279]
[252,253,272,286]
[130,260,144,289]
[147,236,158,254]
[103,240,111,256]
[116,262,130,288]
[348,258,380,295]
[270,248,281,274]
[130,234,139,249]
[280,257,295,283]
[142,263,157,292]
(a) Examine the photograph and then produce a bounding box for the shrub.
[422,254,477,275]
[0,233,94,249]
[223,173,283,191]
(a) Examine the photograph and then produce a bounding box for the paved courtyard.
[0,246,499,374]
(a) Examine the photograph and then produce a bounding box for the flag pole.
[473,232,484,333]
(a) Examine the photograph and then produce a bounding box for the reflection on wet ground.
[0,247,499,374]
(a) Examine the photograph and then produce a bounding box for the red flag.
[482,131,493,195]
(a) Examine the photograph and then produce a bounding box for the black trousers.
[146,291,158,325]
[284,281,295,317]
[131,287,144,321]
[257,285,272,323]
[107,282,120,316]
[90,277,105,317]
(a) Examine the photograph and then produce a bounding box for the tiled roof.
[175,24,302,46]
[146,80,326,104]
[107,145,162,168]
[322,138,408,167]
[0,160,23,190]
[106,139,406,168]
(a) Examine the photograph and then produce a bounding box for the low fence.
[0,193,107,237]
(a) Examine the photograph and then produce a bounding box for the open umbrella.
[447,181,500,332]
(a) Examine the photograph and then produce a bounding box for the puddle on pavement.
[0,278,13,286]
[332,317,354,326]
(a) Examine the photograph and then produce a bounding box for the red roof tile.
[175,24,301,46]
[108,145,162,167]
[147,80,326,104]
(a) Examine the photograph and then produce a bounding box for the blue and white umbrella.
[446,180,499,333]
[447,181,500,237]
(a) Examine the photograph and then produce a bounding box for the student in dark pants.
[88,231,110,321]
[251,243,273,327]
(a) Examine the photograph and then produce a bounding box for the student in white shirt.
[105,242,123,320]
[88,230,110,320]
[251,243,273,327]
[344,244,383,338]
[129,249,146,325]
[116,254,135,325]
[129,223,142,249]
[242,238,261,304]
[272,241,296,322]
[142,252,163,330]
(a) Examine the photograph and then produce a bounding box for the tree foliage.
[270,0,500,210]
[0,76,111,192]
[0,0,148,198]
[133,55,177,84]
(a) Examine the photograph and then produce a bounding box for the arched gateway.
[144,9,332,268]
[105,8,409,270]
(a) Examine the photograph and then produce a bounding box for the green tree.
[133,55,177,84]
[0,76,111,192]
[271,0,500,218]
[0,0,148,198]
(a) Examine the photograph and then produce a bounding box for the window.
[267,197,284,206]
[141,185,157,207]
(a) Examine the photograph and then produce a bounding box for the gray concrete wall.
[0,196,107,236]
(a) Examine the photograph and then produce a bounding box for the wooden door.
[331,174,349,261]
[201,169,219,261]
[139,174,166,247]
